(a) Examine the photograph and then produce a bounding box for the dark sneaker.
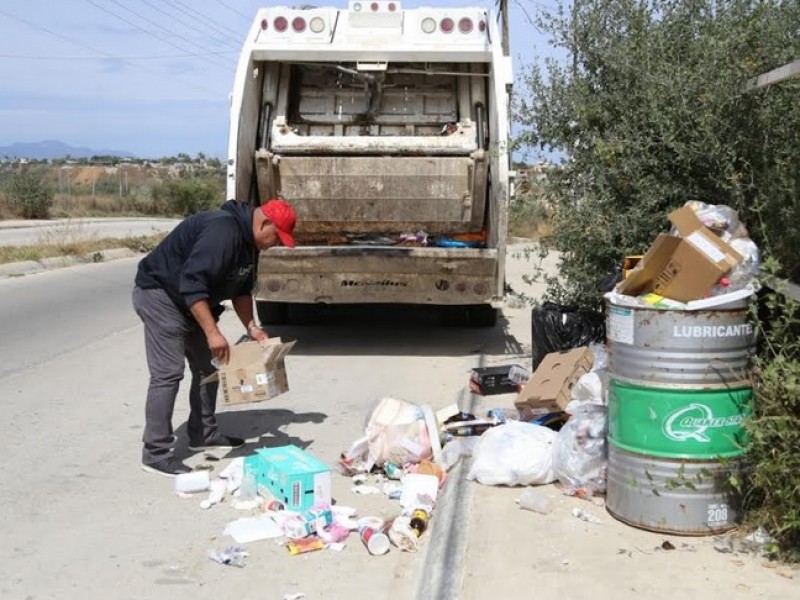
[141,457,192,478]
[188,435,245,452]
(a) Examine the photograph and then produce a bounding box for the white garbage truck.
[227,1,513,325]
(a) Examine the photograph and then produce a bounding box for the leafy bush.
[6,168,54,219]
[517,0,800,560]
[151,179,223,216]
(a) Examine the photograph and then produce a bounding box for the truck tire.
[256,301,289,325]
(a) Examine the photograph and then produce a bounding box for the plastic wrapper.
[726,237,761,291]
[467,421,557,486]
[553,403,608,497]
[680,201,749,241]
[531,303,606,371]
[364,397,434,468]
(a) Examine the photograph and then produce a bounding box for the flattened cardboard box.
[616,206,743,302]
[514,346,593,415]
[202,338,295,406]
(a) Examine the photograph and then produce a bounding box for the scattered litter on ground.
[207,545,248,568]
[571,507,602,523]
[223,516,283,543]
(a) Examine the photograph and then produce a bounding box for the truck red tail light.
[388,2,397,11]
[370,2,379,11]
[458,18,473,33]
[260,19,268,30]
[292,17,306,32]
[440,17,454,33]
[478,20,486,32]
[274,16,288,32]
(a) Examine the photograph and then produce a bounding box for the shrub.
[6,168,54,219]
[151,179,223,216]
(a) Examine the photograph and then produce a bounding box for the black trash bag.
[531,302,606,371]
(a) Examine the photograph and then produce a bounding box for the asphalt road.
[0,217,181,246]
[0,253,533,600]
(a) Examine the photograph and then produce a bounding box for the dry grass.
[0,231,167,265]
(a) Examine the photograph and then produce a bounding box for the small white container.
[517,488,553,515]
[174,470,210,493]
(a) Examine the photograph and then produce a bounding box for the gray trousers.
[132,286,219,464]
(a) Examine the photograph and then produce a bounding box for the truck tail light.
[388,2,397,11]
[421,17,436,34]
[370,2,379,11]
[478,20,486,32]
[260,19,268,30]
[292,17,306,32]
[274,16,288,32]
[459,18,473,33]
[440,17,454,33]
[310,17,325,33]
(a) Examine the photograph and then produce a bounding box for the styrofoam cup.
[174,470,210,493]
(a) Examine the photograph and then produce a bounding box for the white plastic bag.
[553,404,608,496]
[467,421,557,486]
[364,397,434,467]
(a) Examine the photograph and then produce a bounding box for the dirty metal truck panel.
[257,155,486,234]
[257,247,498,304]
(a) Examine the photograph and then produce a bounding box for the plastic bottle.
[517,488,553,515]
[239,471,257,501]
[508,365,532,384]
[409,509,429,537]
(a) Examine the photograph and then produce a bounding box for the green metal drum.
[609,380,752,459]
[605,299,755,535]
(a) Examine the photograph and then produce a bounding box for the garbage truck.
[227,1,513,325]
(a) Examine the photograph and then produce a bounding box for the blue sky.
[0,1,560,159]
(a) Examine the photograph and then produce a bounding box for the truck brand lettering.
[672,323,753,338]
[341,279,408,287]
[663,403,743,443]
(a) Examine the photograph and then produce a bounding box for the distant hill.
[0,140,135,160]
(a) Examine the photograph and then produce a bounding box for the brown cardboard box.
[202,338,295,406]
[514,346,593,415]
[616,207,742,302]
[622,255,643,279]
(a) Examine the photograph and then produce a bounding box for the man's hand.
[248,325,269,343]
[207,329,230,364]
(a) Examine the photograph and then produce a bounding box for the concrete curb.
[414,383,482,600]
[0,247,139,279]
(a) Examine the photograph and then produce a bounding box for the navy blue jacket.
[135,200,256,313]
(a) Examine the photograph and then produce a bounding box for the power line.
[166,0,245,40]
[0,51,237,61]
[215,0,252,20]
[84,0,230,70]
[0,6,224,96]
[140,0,241,49]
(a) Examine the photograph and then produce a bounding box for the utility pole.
[497,0,509,56]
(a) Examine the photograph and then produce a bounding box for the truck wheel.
[256,301,289,325]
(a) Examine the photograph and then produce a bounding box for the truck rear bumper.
[256,246,502,305]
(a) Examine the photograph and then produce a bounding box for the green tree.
[517,0,800,559]
[6,167,54,218]
[517,0,800,308]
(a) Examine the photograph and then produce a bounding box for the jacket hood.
[220,200,255,247]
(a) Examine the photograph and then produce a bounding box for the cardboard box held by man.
[202,338,295,405]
